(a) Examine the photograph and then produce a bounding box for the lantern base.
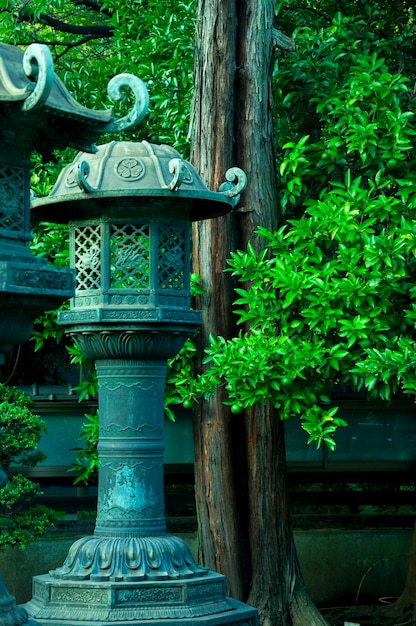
[24,573,257,625]
[47,534,209,581]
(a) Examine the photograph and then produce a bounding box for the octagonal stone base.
[24,572,258,626]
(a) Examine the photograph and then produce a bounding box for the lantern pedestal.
[25,326,257,626]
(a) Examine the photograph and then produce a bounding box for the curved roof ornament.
[219,167,248,206]
[168,158,187,191]
[0,43,149,154]
[32,140,248,222]
[21,43,54,111]
[106,73,150,132]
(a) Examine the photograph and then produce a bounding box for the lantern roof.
[31,140,247,222]
[0,43,149,155]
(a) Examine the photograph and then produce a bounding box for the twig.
[354,554,408,605]
[5,344,21,386]
[272,28,296,51]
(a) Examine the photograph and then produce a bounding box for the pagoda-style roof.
[32,140,248,222]
[0,43,149,155]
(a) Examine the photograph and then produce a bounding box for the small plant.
[0,384,58,548]
[70,412,100,485]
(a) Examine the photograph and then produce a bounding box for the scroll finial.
[75,161,96,193]
[168,158,186,191]
[107,73,150,132]
[219,167,248,206]
[21,43,54,111]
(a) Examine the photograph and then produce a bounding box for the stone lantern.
[0,42,149,358]
[0,42,149,626]
[25,140,257,626]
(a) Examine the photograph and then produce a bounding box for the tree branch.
[54,34,112,58]
[272,28,296,52]
[37,13,113,37]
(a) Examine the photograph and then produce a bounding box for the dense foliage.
[178,3,416,450]
[0,385,57,548]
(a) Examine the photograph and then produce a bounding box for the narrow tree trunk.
[244,404,329,626]
[191,1,330,624]
[191,0,247,601]
[245,403,294,625]
[234,0,278,250]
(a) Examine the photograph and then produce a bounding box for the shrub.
[0,385,58,548]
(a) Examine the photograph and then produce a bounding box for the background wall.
[1,527,411,608]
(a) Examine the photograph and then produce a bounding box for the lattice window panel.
[110,223,150,289]
[0,165,24,232]
[158,226,185,290]
[75,224,101,292]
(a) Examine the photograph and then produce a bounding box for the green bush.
[0,385,58,548]
[192,8,416,449]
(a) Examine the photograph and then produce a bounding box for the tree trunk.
[191,0,247,601]
[245,403,294,625]
[191,1,330,625]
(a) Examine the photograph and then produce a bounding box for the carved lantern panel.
[70,217,190,316]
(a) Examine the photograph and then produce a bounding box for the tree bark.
[245,403,294,625]
[191,1,330,625]
[191,0,247,601]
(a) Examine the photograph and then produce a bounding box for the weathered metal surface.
[32,140,246,221]
[26,575,257,624]
[0,44,148,154]
[31,141,246,325]
[61,218,196,317]
[0,43,149,360]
